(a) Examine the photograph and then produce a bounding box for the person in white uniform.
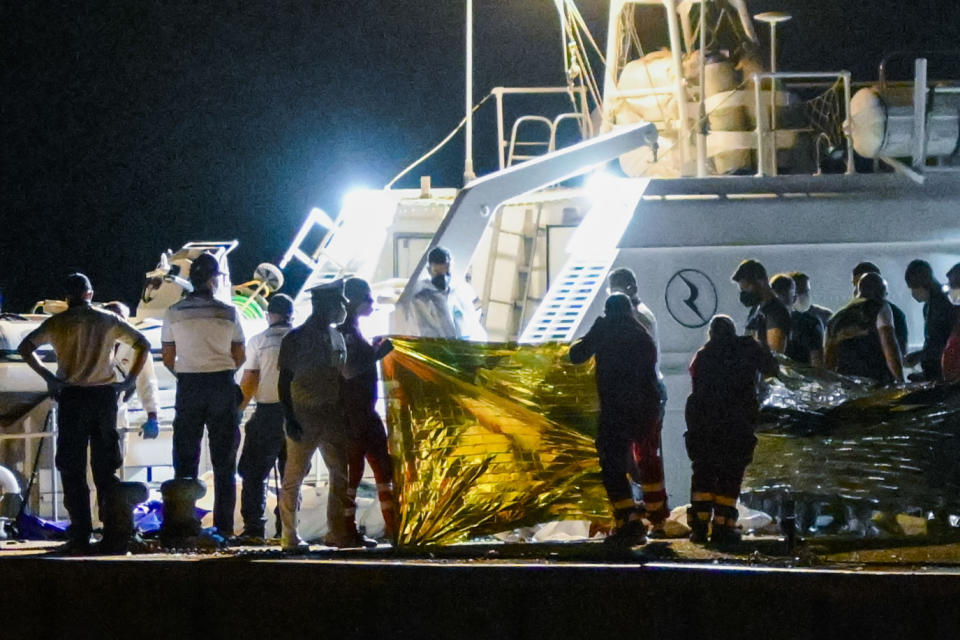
[161,253,245,538]
[235,293,294,544]
[391,246,486,340]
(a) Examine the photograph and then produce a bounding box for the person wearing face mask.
[731,259,790,353]
[391,246,487,340]
[606,267,669,533]
[852,262,908,355]
[233,293,295,545]
[161,253,246,541]
[789,272,832,332]
[569,293,661,546]
[277,280,354,551]
[770,274,823,367]
[824,272,903,384]
[339,277,397,543]
[939,263,960,382]
[903,259,953,381]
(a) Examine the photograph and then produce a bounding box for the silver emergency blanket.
[744,355,960,537]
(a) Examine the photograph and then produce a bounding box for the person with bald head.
[569,293,661,546]
[825,272,903,384]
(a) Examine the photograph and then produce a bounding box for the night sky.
[2,1,958,312]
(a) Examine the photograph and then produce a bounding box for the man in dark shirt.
[570,294,661,546]
[771,273,823,366]
[790,272,832,331]
[731,259,790,353]
[852,262,908,355]
[904,259,954,381]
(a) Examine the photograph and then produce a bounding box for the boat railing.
[492,86,591,170]
[751,71,855,177]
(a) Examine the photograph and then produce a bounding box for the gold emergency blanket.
[382,338,611,546]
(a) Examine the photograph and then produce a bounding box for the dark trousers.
[596,411,658,522]
[685,429,756,528]
[172,371,240,535]
[56,385,121,541]
[238,402,287,535]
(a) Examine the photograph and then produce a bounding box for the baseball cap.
[266,293,294,316]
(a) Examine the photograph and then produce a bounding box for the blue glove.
[140,416,160,439]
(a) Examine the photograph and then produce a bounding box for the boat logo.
[665,269,717,328]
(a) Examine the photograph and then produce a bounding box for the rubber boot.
[160,478,206,548]
[687,505,710,544]
[96,482,148,554]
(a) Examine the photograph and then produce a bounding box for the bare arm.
[766,328,787,354]
[879,325,904,382]
[239,369,259,410]
[161,342,176,375]
[231,342,245,370]
[17,339,59,387]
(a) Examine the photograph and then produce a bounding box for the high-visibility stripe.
[645,500,665,512]
[713,515,727,526]
[641,482,665,492]
[714,495,737,507]
[696,511,711,521]
[613,498,637,510]
[691,492,714,502]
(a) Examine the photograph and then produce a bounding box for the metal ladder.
[506,113,592,167]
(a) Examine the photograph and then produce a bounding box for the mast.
[463,0,476,184]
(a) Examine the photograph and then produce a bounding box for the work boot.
[282,533,310,554]
[709,524,742,550]
[233,528,266,546]
[687,507,709,544]
[604,518,647,547]
[159,478,206,548]
[97,482,149,554]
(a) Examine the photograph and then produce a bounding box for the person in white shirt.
[391,246,487,340]
[235,293,294,544]
[161,252,245,538]
[18,273,149,554]
[606,267,669,534]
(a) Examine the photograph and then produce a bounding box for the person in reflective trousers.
[570,293,661,546]
[684,315,778,549]
[339,278,397,541]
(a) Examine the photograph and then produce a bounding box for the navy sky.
[2,1,958,311]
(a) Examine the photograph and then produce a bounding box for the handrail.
[879,50,960,91]
[493,86,589,169]
[751,71,855,177]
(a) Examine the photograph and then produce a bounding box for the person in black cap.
[234,293,295,544]
[278,279,366,550]
[903,259,954,381]
[161,252,246,540]
[340,277,397,541]
[569,293,661,546]
[684,315,778,549]
[825,272,903,384]
[731,259,789,353]
[852,262,908,354]
[18,273,150,554]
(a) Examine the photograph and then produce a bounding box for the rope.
[384,93,493,189]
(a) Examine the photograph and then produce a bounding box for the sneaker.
[233,530,266,546]
[282,536,310,554]
[604,519,647,546]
